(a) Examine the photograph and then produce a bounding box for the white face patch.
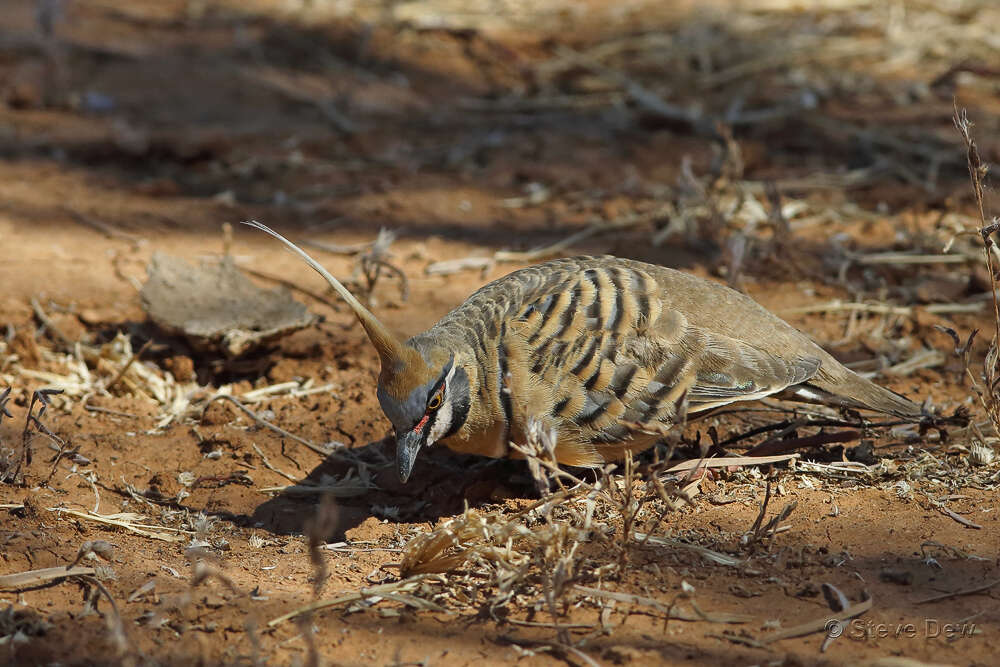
[427,364,458,445]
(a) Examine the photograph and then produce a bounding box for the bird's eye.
[427,391,443,411]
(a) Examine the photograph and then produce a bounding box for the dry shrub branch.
[953,107,1000,438]
[397,417,706,637]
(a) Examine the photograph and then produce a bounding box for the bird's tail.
[794,366,925,420]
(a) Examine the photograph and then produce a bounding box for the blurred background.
[2,0,997,298]
[4,0,1000,391]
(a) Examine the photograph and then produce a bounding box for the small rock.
[141,252,317,358]
[200,401,231,426]
[164,355,195,382]
[110,118,150,155]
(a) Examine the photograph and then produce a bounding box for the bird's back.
[421,256,920,465]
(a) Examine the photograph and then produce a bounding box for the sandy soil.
[2,1,999,665]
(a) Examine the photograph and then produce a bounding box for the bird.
[244,221,926,483]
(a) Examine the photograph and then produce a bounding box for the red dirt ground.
[2,1,999,666]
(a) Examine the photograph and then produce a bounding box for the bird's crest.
[241,221,425,392]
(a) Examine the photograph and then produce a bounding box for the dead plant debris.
[4,1,1000,665]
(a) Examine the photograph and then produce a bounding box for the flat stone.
[140,252,317,358]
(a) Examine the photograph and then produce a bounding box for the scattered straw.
[661,453,798,475]
[259,482,373,497]
[267,574,445,627]
[572,585,750,624]
[760,595,873,644]
[917,578,1000,605]
[47,508,188,543]
[0,565,97,590]
[781,300,983,317]
[201,393,332,458]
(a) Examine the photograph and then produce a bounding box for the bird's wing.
[676,326,821,411]
[506,261,821,455]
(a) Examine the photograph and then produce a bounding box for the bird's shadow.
[249,440,540,540]
[244,416,809,541]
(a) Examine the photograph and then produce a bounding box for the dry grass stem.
[661,453,798,475]
[495,206,670,263]
[47,508,189,542]
[201,394,331,457]
[266,575,444,627]
[238,65,354,134]
[258,483,373,497]
[953,107,1000,438]
[251,443,300,483]
[0,566,97,590]
[424,257,495,276]
[760,595,873,644]
[853,252,973,265]
[572,585,749,624]
[782,300,983,317]
[236,263,344,312]
[917,578,1000,604]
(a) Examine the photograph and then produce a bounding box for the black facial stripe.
[385,356,455,435]
[428,360,454,404]
[416,357,462,439]
[443,366,471,440]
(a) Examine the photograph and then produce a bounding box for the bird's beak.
[396,430,423,483]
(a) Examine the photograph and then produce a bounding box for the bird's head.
[376,339,471,482]
[242,222,472,484]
